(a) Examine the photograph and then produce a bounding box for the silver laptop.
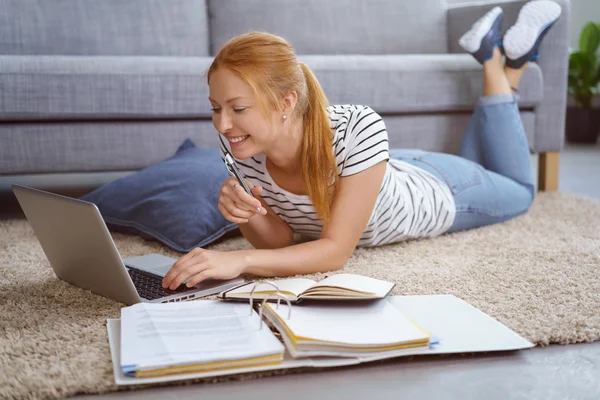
[12,184,244,305]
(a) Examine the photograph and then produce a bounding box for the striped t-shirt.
[219,105,456,247]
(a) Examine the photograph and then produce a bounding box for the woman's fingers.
[218,203,249,224]
[166,256,209,289]
[163,248,202,288]
[218,177,266,223]
[220,196,254,218]
[185,270,213,287]
[221,178,260,211]
[249,186,267,215]
[232,180,262,212]
[251,186,263,197]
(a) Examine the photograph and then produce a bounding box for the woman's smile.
[227,135,250,147]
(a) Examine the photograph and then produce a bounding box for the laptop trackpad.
[123,253,178,277]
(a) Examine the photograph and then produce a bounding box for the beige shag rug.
[1,192,600,399]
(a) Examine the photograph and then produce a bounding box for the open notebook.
[219,274,395,303]
[261,300,431,358]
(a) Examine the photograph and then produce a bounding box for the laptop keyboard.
[127,268,194,300]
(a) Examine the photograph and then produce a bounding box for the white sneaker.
[458,6,504,64]
[504,0,562,68]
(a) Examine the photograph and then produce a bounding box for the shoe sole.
[504,0,562,60]
[459,6,503,53]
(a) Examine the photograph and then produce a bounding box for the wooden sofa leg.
[538,152,560,192]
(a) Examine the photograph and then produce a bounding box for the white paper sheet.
[120,301,284,374]
[267,299,429,346]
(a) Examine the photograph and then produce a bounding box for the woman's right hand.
[218,177,268,224]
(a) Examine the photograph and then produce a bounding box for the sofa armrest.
[446,0,572,153]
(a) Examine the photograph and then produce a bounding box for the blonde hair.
[207,32,338,223]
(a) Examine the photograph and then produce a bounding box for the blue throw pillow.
[81,139,239,252]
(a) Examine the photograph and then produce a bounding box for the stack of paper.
[120,301,284,377]
[262,299,431,358]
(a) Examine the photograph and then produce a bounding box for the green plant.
[568,22,600,108]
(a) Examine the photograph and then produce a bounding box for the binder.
[109,293,535,386]
[254,289,432,358]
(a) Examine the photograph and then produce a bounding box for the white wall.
[568,0,600,49]
[446,0,600,49]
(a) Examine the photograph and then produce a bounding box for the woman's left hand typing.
[162,248,247,290]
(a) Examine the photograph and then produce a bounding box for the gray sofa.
[0,0,570,195]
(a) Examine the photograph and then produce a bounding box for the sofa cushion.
[0,0,210,56]
[0,54,542,121]
[80,139,239,253]
[300,54,543,113]
[0,112,539,176]
[0,120,221,175]
[208,0,448,55]
[0,55,214,121]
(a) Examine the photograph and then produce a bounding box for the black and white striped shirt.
[219,105,456,247]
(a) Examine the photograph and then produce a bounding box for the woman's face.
[208,68,277,160]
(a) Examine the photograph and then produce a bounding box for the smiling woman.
[207,34,336,224]
[161,3,562,290]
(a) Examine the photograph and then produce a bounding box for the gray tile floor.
[544,142,600,199]
[2,143,598,400]
[77,342,600,400]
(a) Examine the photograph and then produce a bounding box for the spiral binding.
[247,281,292,330]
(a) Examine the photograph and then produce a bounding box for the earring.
[282,114,287,120]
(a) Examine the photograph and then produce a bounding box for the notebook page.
[308,274,394,297]
[268,300,429,346]
[121,301,284,372]
[227,279,316,297]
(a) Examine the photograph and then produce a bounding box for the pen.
[224,153,261,212]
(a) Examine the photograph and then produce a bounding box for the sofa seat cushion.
[300,54,543,113]
[0,54,543,121]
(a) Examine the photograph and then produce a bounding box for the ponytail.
[299,63,338,224]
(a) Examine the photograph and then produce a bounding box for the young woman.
[163,1,562,290]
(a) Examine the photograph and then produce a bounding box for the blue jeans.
[390,93,535,233]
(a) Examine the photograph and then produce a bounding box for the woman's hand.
[218,176,267,224]
[162,248,248,290]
